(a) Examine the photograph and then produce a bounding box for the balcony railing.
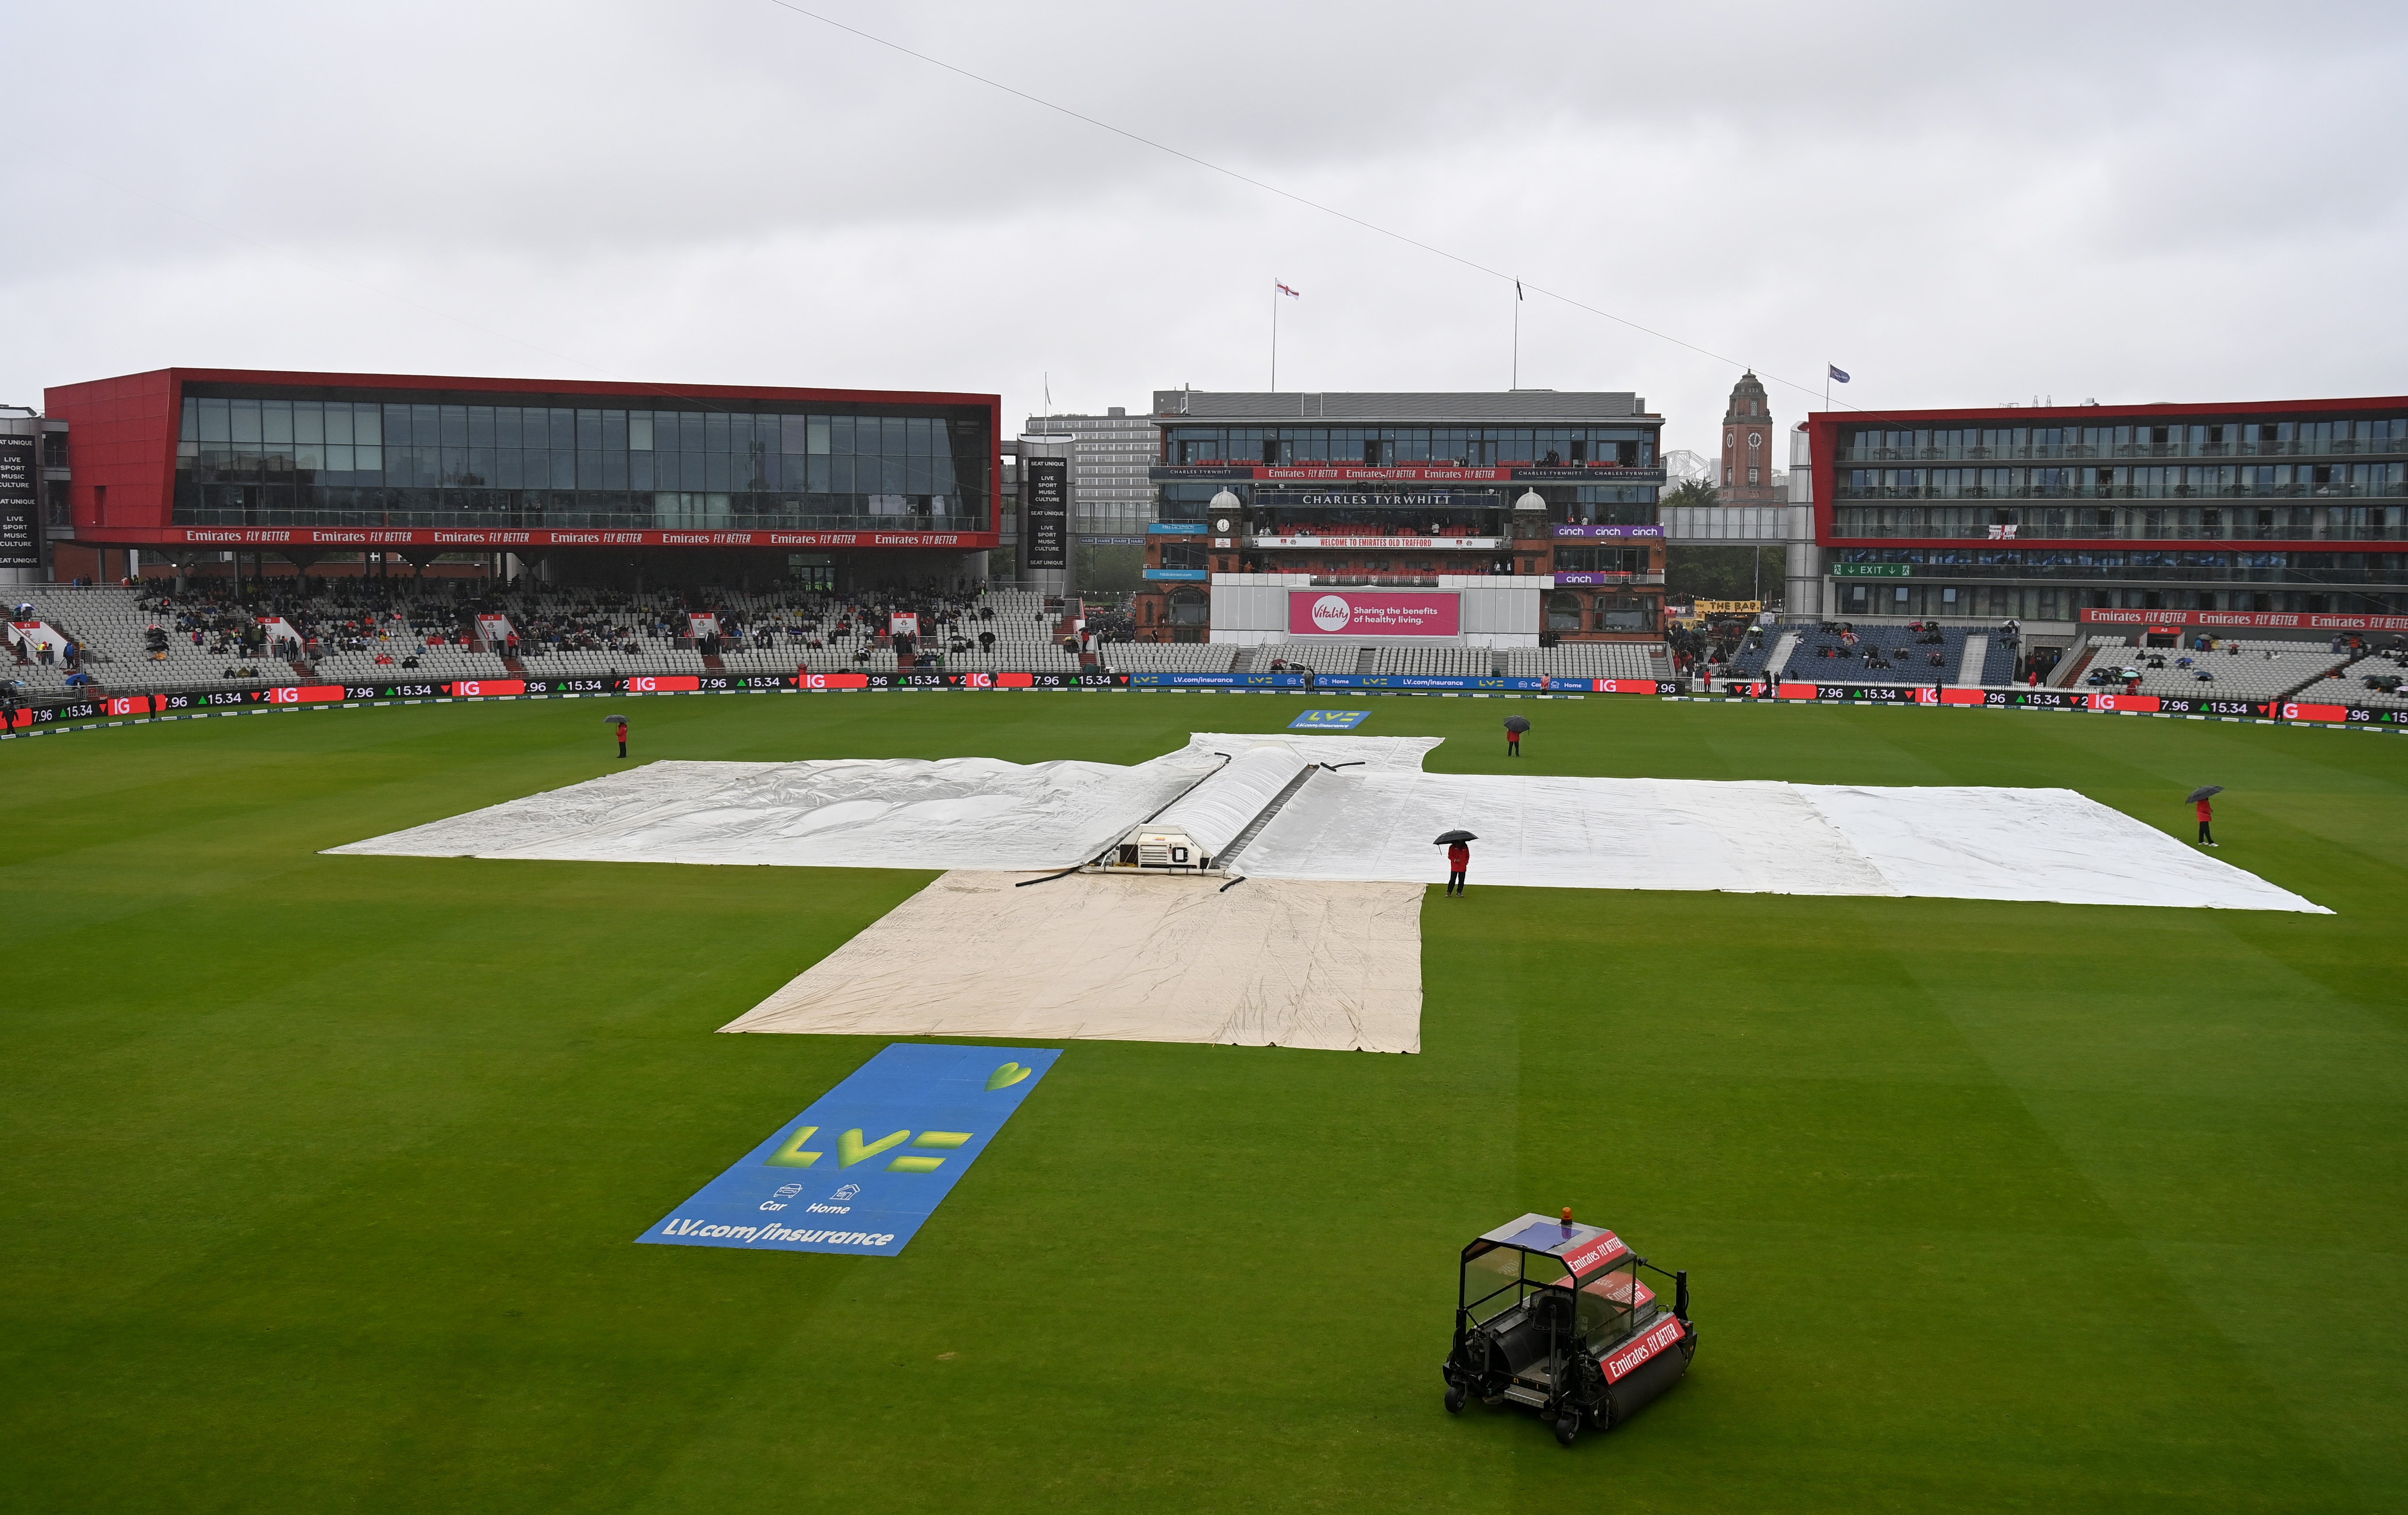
[1832,484,2407,502]
[1835,439,2406,462]
[1829,516,2408,543]
[1829,561,2408,586]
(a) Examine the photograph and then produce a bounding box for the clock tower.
[1719,371,1776,504]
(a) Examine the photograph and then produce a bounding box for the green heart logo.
[987,1062,1033,1091]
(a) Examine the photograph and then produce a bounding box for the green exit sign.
[1832,563,1912,578]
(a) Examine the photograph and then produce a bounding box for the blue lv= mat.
[638,1043,1061,1256]
[1289,709,1372,730]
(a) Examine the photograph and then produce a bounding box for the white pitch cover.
[1233,771,2326,913]
[326,753,1218,872]
[329,734,2326,913]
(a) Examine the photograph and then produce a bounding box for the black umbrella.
[602,714,629,723]
[2186,785,2224,804]
[1503,715,1531,733]
[1432,829,1478,845]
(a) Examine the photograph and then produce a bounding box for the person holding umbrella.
[1435,829,1475,894]
[1504,714,1530,758]
[607,714,629,760]
[2190,785,2222,846]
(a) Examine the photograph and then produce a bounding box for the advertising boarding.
[1286,589,1461,638]
[1023,457,1068,571]
[0,434,39,570]
[638,1043,1060,1256]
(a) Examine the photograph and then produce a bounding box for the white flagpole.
[1512,284,1520,389]
[1270,283,1279,392]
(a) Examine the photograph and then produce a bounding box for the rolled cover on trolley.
[1147,745,1311,857]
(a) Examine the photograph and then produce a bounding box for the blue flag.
[1828,364,1851,384]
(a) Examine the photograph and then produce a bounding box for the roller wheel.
[1444,1382,1467,1415]
[1554,1413,1580,1447]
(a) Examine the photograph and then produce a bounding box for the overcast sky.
[4,1,2403,458]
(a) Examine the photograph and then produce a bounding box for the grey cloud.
[1,0,2403,456]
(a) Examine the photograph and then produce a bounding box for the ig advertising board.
[1287,589,1461,638]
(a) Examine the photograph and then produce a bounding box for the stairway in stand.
[1764,630,1801,683]
[1956,635,1989,687]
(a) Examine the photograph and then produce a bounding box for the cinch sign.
[1287,589,1461,638]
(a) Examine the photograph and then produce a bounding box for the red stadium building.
[40,368,1001,588]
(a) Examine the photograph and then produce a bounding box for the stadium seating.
[1366,646,1493,677]
[2286,642,2408,709]
[2076,637,2355,700]
[4,585,378,694]
[1708,620,2026,687]
[1255,641,1363,675]
[1500,644,1664,680]
[0,583,1738,697]
[1762,623,1970,685]
[1103,643,1239,673]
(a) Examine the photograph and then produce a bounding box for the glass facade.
[1829,579,2408,619]
[1163,424,1657,468]
[1821,408,2408,616]
[1832,503,2407,540]
[173,390,989,532]
[1156,481,1656,528]
[1836,465,2405,506]
[1830,414,2408,538]
[1836,546,2408,585]
[1836,417,2408,461]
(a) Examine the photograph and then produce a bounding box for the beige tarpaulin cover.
[722,870,1427,1053]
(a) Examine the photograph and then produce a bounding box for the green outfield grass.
[4,692,2403,1512]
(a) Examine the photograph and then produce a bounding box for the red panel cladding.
[43,370,181,533]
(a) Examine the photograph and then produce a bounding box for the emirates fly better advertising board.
[1287,589,1461,638]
